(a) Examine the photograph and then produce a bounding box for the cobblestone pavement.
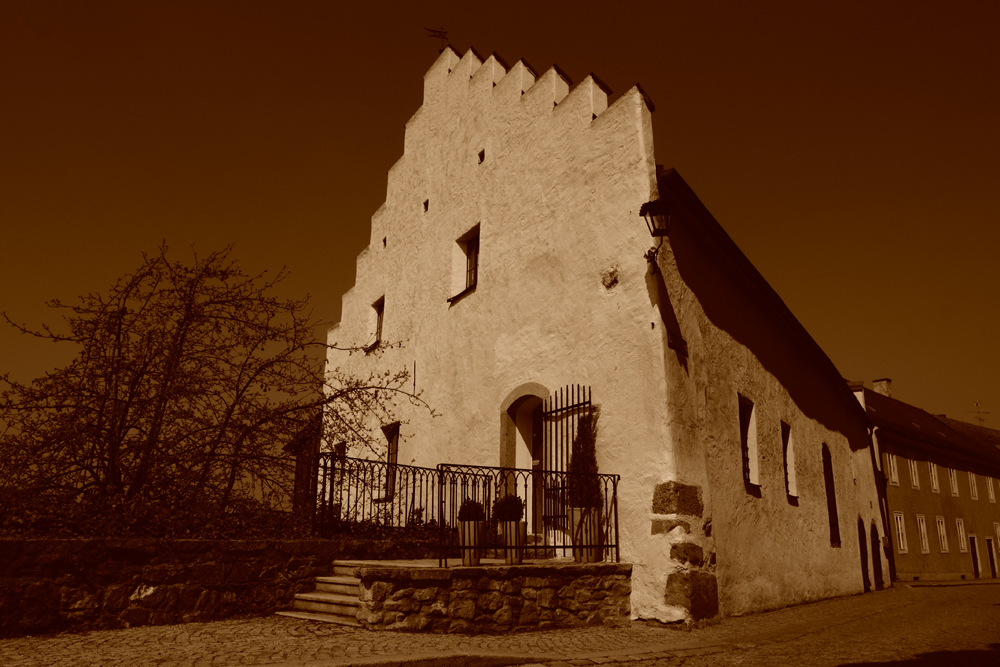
[3,584,999,667]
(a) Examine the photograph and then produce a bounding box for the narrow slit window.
[478,149,485,164]
[381,422,400,500]
[894,512,908,554]
[781,421,797,497]
[988,477,996,503]
[738,395,759,488]
[823,443,841,547]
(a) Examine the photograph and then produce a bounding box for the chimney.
[873,378,892,398]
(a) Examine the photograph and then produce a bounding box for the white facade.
[327,47,883,622]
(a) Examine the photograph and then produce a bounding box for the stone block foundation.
[355,561,632,633]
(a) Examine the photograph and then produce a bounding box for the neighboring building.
[852,379,1000,581]
[327,47,886,622]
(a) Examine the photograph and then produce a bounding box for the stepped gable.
[417,46,624,128]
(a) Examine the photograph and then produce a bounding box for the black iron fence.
[312,454,620,565]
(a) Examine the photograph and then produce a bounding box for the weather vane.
[425,27,448,53]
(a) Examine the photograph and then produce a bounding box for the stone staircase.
[276,562,361,627]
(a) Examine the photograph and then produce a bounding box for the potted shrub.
[493,494,526,565]
[457,497,486,566]
[567,408,603,563]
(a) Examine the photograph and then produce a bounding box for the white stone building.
[326,47,887,622]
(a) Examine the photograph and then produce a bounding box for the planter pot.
[458,520,485,566]
[568,507,603,563]
[500,521,527,565]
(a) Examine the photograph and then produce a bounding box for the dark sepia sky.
[2,2,998,427]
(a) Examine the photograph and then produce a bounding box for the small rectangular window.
[365,297,385,353]
[894,512,908,554]
[917,515,930,554]
[465,234,479,289]
[936,516,949,553]
[781,421,798,497]
[929,462,940,493]
[909,459,920,490]
[969,472,979,500]
[957,518,968,552]
[949,468,959,496]
[738,395,759,488]
[989,477,996,503]
[449,225,480,302]
[886,453,899,486]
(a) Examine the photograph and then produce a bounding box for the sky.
[2,1,998,428]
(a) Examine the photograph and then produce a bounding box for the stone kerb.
[356,561,632,633]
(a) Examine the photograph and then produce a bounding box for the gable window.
[738,395,759,488]
[781,421,798,498]
[936,516,949,553]
[929,462,940,493]
[886,454,899,486]
[894,512,908,554]
[365,297,385,353]
[449,224,480,303]
[908,459,920,490]
[988,477,996,503]
[949,468,959,496]
[969,472,979,500]
[916,515,930,554]
[957,518,968,552]
[822,443,841,547]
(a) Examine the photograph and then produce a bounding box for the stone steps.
[276,563,362,627]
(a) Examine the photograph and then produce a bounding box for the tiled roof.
[863,388,1000,469]
[938,416,1000,451]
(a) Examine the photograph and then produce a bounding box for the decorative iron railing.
[436,463,620,566]
[313,453,440,537]
[312,454,620,565]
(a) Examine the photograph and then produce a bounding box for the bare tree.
[0,244,421,536]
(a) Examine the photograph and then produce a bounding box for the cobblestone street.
[2,583,998,667]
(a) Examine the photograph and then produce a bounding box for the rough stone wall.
[355,562,631,633]
[0,538,434,637]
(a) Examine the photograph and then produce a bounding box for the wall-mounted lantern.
[639,200,670,237]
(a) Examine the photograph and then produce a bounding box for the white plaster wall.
[651,233,886,617]
[325,47,884,623]
[326,48,677,618]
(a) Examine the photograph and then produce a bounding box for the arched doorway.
[871,524,884,590]
[858,518,871,592]
[500,383,547,535]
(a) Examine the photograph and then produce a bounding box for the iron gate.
[539,384,592,546]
